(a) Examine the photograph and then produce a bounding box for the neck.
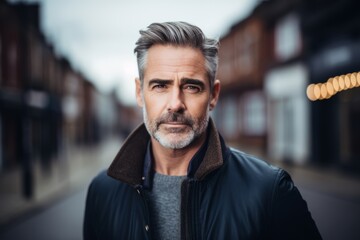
[151,133,206,176]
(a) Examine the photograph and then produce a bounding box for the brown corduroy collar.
[107,118,224,186]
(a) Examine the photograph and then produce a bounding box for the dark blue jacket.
[83,120,322,239]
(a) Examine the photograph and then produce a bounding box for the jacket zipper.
[135,185,152,239]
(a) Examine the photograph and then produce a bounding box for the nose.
[167,87,185,113]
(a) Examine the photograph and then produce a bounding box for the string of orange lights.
[306,72,360,101]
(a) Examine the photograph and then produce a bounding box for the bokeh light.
[350,73,357,87]
[306,71,360,101]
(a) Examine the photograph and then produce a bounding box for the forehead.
[144,44,207,81]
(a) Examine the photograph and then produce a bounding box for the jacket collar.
[107,118,224,187]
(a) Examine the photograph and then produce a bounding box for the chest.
[97,177,270,240]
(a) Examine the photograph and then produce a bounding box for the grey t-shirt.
[145,172,187,240]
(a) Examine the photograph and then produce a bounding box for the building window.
[275,13,301,61]
[243,91,266,136]
[223,97,238,139]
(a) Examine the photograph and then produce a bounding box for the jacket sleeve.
[83,180,98,240]
[270,169,322,240]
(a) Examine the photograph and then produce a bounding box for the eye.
[183,85,201,93]
[152,84,167,92]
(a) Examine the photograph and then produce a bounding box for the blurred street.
[290,169,360,240]
[0,136,123,240]
[0,139,359,240]
[0,188,87,240]
[1,0,360,240]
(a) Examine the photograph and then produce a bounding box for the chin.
[156,132,195,149]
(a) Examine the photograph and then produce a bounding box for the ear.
[135,78,144,107]
[209,79,221,111]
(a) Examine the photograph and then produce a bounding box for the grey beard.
[142,107,209,149]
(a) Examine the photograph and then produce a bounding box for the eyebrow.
[181,78,205,89]
[148,79,172,86]
[147,78,206,89]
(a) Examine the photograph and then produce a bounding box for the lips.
[160,122,190,130]
[161,123,189,133]
[163,121,188,125]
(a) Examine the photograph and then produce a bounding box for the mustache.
[157,112,194,126]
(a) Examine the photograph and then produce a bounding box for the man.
[84,21,322,240]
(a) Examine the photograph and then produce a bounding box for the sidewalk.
[0,136,122,230]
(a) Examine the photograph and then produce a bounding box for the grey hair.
[134,21,219,89]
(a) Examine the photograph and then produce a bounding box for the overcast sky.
[10,0,258,105]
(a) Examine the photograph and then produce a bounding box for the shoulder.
[224,147,299,198]
[86,170,134,202]
[226,147,283,180]
[227,148,304,199]
[88,170,119,191]
[225,149,312,206]
[206,146,289,201]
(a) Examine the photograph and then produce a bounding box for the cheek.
[186,99,210,117]
[144,96,166,117]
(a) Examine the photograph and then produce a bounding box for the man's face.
[136,45,220,149]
